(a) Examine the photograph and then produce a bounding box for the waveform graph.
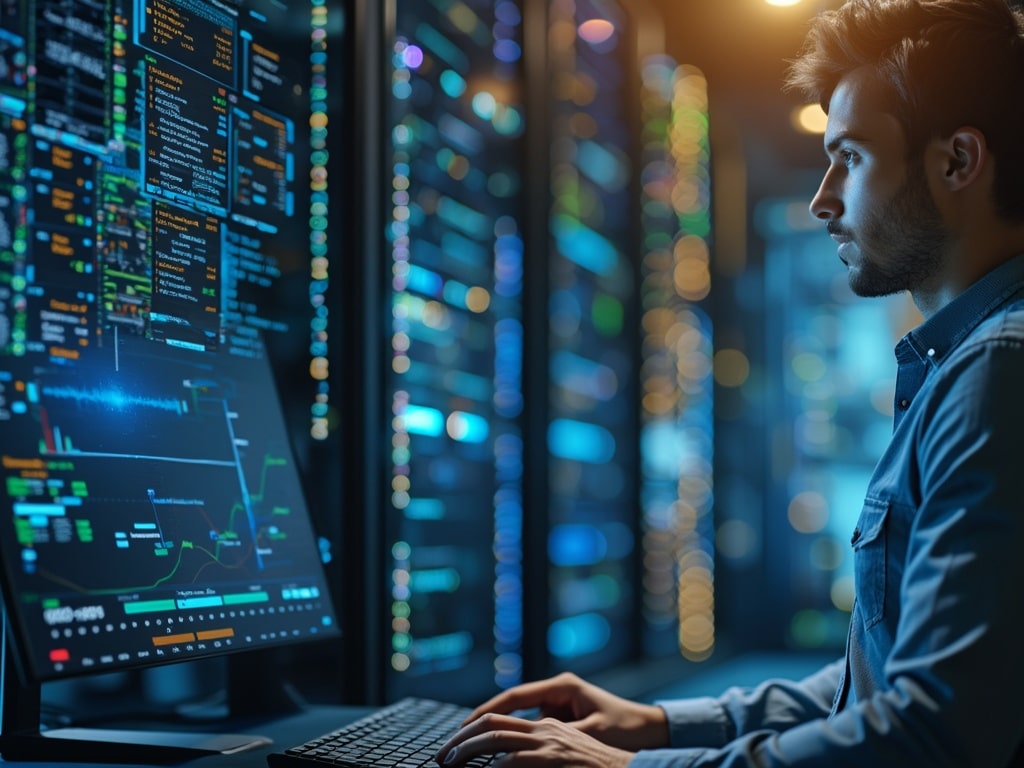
[35,384,187,453]
[133,485,254,575]
[26,356,238,464]
[233,446,307,573]
[21,455,261,601]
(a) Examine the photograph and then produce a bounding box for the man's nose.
[809,172,841,220]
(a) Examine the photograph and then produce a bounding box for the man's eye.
[840,150,856,166]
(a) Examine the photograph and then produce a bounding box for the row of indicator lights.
[636,59,716,660]
[308,0,332,440]
[121,587,319,615]
[41,590,320,639]
[48,615,334,666]
[48,603,328,642]
[124,591,269,614]
[49,627,236,664]
[153,627,235,646]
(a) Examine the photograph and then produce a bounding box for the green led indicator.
[223,591,269,605]
[124,600,176,614]
[15,519,34,546]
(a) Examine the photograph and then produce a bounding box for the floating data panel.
[386,0,526,701]
[0,0,341,683]
[545,0,638,674]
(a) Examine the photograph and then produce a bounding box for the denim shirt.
[631,255,1024,767]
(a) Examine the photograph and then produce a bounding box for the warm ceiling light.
[792,103,827,134]
[765,0,802,6]
[578,19,615,44]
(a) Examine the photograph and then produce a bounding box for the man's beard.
[843,170,947,298]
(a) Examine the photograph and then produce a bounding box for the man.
[435,0,1024,765]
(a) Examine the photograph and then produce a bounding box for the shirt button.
[898,398,911,410]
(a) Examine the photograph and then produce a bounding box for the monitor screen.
[0,0,340,685]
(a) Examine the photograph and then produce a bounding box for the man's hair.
[786,0,1024,221]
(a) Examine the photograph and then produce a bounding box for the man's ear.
[935,127,987,190]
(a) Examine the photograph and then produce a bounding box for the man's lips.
[826,223,851,243]
[826,224,853,264]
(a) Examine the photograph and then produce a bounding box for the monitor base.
[0,726,271,764]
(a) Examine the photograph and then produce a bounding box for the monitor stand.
[0,628,272,764]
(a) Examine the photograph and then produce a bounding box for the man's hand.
[435,712,636,768]
[449,672,670,752]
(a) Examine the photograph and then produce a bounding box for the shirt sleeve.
[623,662,841,768]
[628,328,1024,767]
[654,660,843,749]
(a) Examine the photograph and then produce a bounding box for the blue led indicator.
[407,264,444,297]
[413,23,469,72]
[439,69,467,98]
[448,411,489,443]
[403,405,445,437]
[549,524,608,567]
[548,613,612,659]
[404,498,446,520]
[551,215,619,276]
[577,140,629,192]
[548,419,616,463]
[492,39,521,63]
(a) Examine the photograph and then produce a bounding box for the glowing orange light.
[792,103,827,134]
[578,19,615,44]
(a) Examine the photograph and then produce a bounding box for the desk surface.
[0,705,371,767]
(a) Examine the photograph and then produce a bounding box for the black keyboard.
[266,697,497,768]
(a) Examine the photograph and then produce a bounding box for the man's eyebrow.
[825,131,869,154]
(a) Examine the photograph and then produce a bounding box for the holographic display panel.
[0,0,340,683]
[386,0,526,702]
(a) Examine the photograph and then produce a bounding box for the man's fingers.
[463,679,571,724]
[438,714,533,763]
[438,716,542,766]
[445,730,540,765]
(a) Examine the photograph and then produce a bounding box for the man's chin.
[846,265,876,297]
[848,271,904,299]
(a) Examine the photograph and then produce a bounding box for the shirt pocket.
[851,497,889,630]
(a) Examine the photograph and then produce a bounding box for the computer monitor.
[0,0,342,760]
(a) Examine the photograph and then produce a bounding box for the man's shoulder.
[919,298,1024,395]
[959,298,1024,349]
[931,299,1024,401]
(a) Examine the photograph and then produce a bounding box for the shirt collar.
[906,253,1024,363]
